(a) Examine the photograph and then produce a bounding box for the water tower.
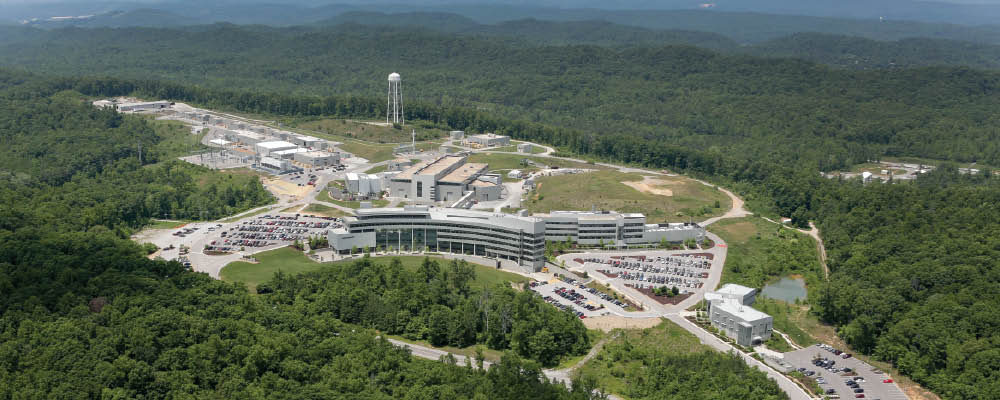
[387,72,403,125]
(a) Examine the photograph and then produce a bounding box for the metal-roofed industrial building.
[705,284,772,346]
[294,151,339,167]
[254,141,299,157]
[389,155,499,202]
[466,133,510,148]
[329,206,546,269]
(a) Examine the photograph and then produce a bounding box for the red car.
[882,379,894,383]
[855,395,865,398]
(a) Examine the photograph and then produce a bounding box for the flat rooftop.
[393,156,466,180]
[349,206,542,231]
[713,299,771,322]
[233,130,268,140]
[470,179,498,187]
[645,222,703,231]
[470,133,508,140]
[272,148,309,156]
[300,151,333,158]
[421,156,466,176]
[440,163,488,184]
[256,140,298,149]
[294,135,323,142]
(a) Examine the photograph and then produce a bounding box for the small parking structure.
[784,344,908,400]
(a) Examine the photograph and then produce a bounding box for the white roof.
[209,139,231,145]
[260,157,284,167]
[294,135,323,142]
[345,173,359,181]
[716,283,755,297]
[350,206,542,232]
[713,298,771,323]
[256,141,297,149]
[300,151,333,158]
[272,148,309,156]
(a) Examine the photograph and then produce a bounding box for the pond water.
[761,276,807,303]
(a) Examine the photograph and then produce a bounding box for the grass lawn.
[148,117,208,158]
[709,217,822,289]
[577,319,712,396]
[317,190,390,209]
[302,203,350,217]
[145,219,191,230]
[220,206,273,223]
[467,153,601,172]
[365,164,389,174]
[221,247,326,292]
[337,141,397,163]
[221,249,528,292]
[523,170,729,223]
[293,118,447,143]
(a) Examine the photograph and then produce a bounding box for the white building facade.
[329,206,547,269]
[705,284,773,347]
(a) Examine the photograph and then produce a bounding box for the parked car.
[882,379,894,383]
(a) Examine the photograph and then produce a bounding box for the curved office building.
[329,205,547,269]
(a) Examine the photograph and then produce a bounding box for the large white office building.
[705,284,773,347]
[329,206,547,269]
[536,210,706,247]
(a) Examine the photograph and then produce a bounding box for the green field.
[144,219,191,230]
[754,297,818,347]
[142,116,208,158]
[293,118,447,143]
[576,320,711,396]
[301,203,350,217]
[220,206,274,223]
[467,153,601,172]
[220,248,528,292]
[524,170,729,223]
[709,217,822,290]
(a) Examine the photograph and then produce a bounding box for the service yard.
[784,344,908,400]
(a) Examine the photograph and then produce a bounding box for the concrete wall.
[438,183,465,202]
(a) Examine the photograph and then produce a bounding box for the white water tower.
[387,72,403,125]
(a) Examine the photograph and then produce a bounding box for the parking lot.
[579,254,711,294]
[202,214,339,253]
[784,344,907,400]
[528,275,633,318]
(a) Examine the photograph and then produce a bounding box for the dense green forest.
[264,257,591,368]
[2,24,998,177]
[812,167,1000,399]
[749,33,1000,70]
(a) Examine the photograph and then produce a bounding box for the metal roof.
[439,163,488,184]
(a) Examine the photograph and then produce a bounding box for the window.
[417,181,423,198]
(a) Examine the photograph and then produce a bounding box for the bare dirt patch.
[582,315,662,332]
[265,179,312,199]
[622,176,675,196]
